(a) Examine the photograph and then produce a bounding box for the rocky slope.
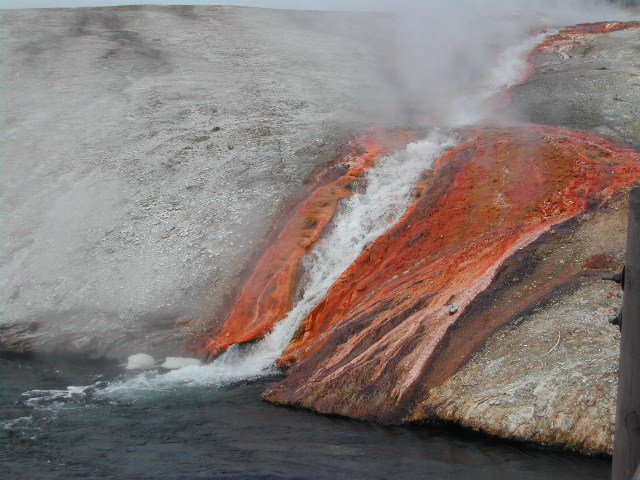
[422,22,640,453]
[257,125,639,454]
[504,22,640,147]
[192,128,421,359]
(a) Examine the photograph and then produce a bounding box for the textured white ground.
[1,5,406,359]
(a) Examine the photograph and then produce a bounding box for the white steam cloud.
[380,0,636,125]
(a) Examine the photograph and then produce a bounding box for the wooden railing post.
[612,187,640,480]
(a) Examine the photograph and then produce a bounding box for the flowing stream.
[6,27,544,403]
[98,130,456,398]
[0,354,612,480]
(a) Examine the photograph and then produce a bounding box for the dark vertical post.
[612,187,640,480]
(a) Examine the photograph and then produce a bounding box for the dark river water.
[0,353,612,480]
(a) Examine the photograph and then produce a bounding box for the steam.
[294,0,635,126]
[358,0,635,125]
[20,132,456,400]
[11,0,637,403]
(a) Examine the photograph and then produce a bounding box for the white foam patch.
[1,416,33,430]
[125,353,156,370]
[19,385,95,408]
[0,416,42,440]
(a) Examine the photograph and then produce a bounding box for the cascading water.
[5,3,640,478]
[18,7,638,413]
[98,132,456,397]
[15,133,455,405]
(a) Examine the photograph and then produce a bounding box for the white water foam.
[125,353,156,370]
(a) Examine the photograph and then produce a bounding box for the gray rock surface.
[428,279,620,454]
[1,5,405,359]
[420,25,640,453]
[421,200,629,454]
[505,26,640,147]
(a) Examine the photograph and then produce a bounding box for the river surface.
[1,353,611,480]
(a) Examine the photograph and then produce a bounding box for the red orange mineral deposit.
[196,129,419,360]
[278,125,640,368]
[261,125,640,421]
[532,21,640,58]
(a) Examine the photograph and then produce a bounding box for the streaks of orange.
[196,128,419,360]
[276,125,640,381]
[532,21,640,58]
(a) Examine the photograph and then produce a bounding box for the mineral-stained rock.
[6,5,640,456]
[260,125,640,453]
[530,21,640,60]
[194,129,420,359]
[421,277,621,454]
[405,186,633,454]
[416,21,640,454]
